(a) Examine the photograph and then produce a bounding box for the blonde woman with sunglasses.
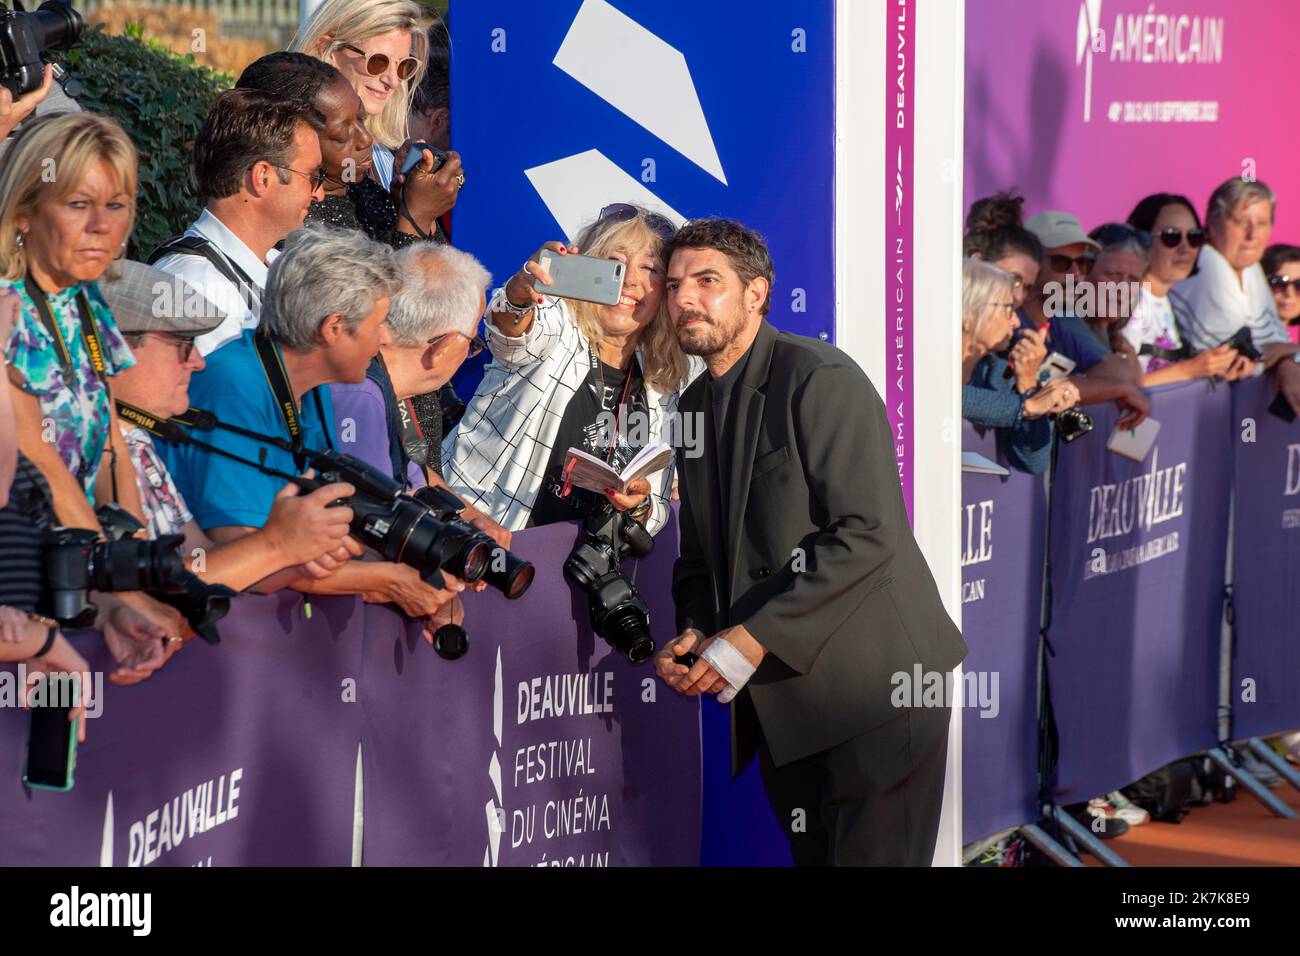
[292,0,463,239]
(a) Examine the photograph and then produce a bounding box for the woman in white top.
[443,204,703,534]
[1119,193,1236,386]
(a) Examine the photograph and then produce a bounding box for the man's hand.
[261,479,357,570]
[362,563,464,618]
[1114,384,1151,430]
[1276,359,1300,419]
[654,628,707,691]
[1222,353,1258,382]
[461,504,512,549]
[0,63,52,142]
[421,590,465,646]
[98,596,170,686]
[1010,327,1048,394]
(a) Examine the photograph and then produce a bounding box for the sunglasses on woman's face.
[598,203,677,241]
[340,42,419,81]
[1156,227,1206,249]
[1269,274,1300,295]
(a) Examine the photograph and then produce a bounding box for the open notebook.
[561,442,674,495]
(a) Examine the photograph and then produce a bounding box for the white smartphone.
[1106,417,1161,462]
[1037,352,1077,385]
[534,252,626,306]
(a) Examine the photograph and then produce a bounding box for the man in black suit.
[655,219,968,866]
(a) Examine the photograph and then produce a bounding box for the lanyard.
[23,275,108,380]
[251,332,334,468]
[589,346,639,465]
[23,276,117,495]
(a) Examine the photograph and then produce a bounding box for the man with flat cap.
[101,260,356,595]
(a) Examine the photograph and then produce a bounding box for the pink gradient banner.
[965,0,1300,237]
[887,0,916,521]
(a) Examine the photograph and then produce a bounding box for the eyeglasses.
[1155,227,1206,249]
[269,164,326,190]
[339,42,420,81]
[1090,223,1152,249]
[1269,274,1300,295]
[429,331,485,358]
[145,332,197,363]
[1048,253,1097,274]
[598,203,677,241]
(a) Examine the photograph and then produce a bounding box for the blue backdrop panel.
[451,0,835,866]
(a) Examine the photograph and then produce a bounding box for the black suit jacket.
[673,320,968,770]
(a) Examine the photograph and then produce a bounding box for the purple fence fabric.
[0,592,365,866]
[960,422,1046,840]
[1047,381,1228,804]
[1230,376,1300,741]
[358,513,701,867]
[0,522,700,866]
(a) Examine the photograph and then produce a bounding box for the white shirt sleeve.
[152,253,251,356]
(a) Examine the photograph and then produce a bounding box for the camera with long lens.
[1055,405,1094,443]
[563,503,655,664]
[42,505,234,642]
[304,449,493,587]
[0,1,82,97]
[412,484,534,600]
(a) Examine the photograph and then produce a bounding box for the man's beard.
[676,309,738,356]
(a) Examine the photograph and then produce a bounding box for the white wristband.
[700,638,756,704]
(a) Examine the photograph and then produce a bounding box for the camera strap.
[251,332,335,468]
[147,235,261,316]
[364,354,416,486]
[23,275,119,498]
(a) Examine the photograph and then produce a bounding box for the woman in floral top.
[0,112,145,530]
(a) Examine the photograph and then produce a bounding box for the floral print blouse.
[2,278,135,500]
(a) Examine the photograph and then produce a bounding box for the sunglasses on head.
[1269,274,1300,295]
[339,42,419,81]
[598,203,677,241]
[1090,223,1152,249]
[1154,227,1206,249]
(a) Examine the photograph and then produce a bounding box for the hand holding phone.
[534,251,626,306]
[399,141,448,178]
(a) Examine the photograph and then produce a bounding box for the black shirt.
[709,340,755,502]
[528,351,649,528]
[0,456,54,612]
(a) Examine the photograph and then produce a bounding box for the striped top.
[0,456,54,612]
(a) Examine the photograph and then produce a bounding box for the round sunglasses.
[339,41,419,81]
[1155,227,1206,249]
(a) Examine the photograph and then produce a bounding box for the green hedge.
[58,26,232,258]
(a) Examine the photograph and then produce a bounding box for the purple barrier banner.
[966,0,1300,236]
[960,423,1046,841]
[1230,376,1300,741]
[1047,381,1228,804]
[0,592,365,866]
[357,513,701,867]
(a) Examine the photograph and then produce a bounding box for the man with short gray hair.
[1170,176,1300,415]
[330,243,511,546]
[156,227,464,624]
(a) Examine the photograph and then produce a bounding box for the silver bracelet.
[492,285,533,317]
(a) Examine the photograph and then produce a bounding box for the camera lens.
[32,1,83,51]
[601,605,655,664]
[484,554,534,600]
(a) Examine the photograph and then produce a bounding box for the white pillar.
[835,0,966,866]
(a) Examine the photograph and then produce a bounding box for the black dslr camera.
[0,1,81,97]
[1055,405,1094,443]
[303,450,495,587]
[413,484,534,600]
[563,504,655,664]
[42,504,234,642]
